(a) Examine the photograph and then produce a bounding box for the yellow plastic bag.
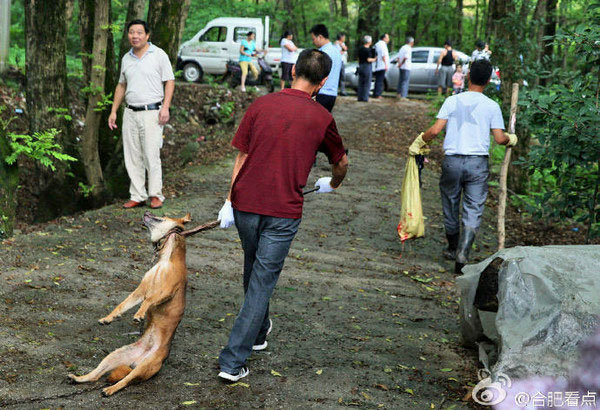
[397,156,424,242]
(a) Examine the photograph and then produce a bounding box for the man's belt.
[126,102,161,111]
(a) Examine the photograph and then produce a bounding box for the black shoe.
[218,366,249,382]
[443,233,459,260]
[455,227,477,274]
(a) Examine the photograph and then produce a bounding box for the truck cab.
[177,17,281,82]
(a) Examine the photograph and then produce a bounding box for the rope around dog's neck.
[152,227,183,261]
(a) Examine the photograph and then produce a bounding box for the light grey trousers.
[439,155,489,235]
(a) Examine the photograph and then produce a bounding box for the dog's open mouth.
[142,211,162,228]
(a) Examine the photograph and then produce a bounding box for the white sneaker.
[218,366,249,382]
[240,86,246,92]
[252,319,272,351]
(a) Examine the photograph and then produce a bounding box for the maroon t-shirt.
[231,88,346,219]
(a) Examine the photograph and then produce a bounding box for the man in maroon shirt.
[216,49,349,382]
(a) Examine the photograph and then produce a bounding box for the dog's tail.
[107,365,133,383]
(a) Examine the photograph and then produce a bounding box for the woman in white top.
[279,31,298,90]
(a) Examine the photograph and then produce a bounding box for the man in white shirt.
[108,19,175,210]
[334,33,348,96]
[396,36,414,99]
[372,33,389,99]
[408,59,518,273]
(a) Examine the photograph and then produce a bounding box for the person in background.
[396,36,414,100]
[310,24,341,112]
[240,31,262,92]
[334,33,348,96]
[357,35,376,102]
[435,40,460,96]
[408,59,517,273]
[215,49,348,382]
[471,40,492,62]
[452,64,465,94]
[372,33,390,100]
[279,31,298,90]
[108,19,174,210]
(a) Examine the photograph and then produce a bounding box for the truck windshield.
[200,26,227,42]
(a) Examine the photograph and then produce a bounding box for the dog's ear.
[182,213,191,224]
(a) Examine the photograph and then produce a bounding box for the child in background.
[452,65,465,94]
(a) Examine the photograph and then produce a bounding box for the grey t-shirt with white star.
[436,91,504,156]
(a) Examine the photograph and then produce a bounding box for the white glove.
[218,200,235,229]
[315,177,335,194]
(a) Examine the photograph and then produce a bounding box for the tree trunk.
[147,0,188,64]
[178,0,191,49]
[456,0,463,48]
[81,0,108,201]
[78,0,94,88]
[25,0,72,220]
[118,0,146,65]
[282,0,299,38]
[340,0,348,18]
[542,0,558,61]
[0,119,18,238]
[474,0,480,41]
[406,2,419,39]
[356,0,381,56]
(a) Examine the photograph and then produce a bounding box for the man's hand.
[505,132,518,147]
[218,200,235,228]
[158,106,170,125]
[108,112,117,130]
[315,177,335,193]
[408,132,428,156]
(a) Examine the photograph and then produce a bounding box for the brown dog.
[68,211,216,396]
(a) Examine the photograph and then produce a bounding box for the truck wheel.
[183,63,203,83]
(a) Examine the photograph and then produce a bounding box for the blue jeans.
[439,155,489,235]
[398,69,410,97]
[219,209,301,373]
[373,69,385,97]
[357,63,372,102]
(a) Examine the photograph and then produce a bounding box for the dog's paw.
[132,315,145,323]
[67,373,80,383]
[102,386,115,396]
[98,317,113,325]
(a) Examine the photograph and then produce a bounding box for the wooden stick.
[498,83,519,250]
[181,220,220,237]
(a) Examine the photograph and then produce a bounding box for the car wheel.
[183,62,203,83]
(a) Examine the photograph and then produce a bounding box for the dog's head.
[142,211,191,243]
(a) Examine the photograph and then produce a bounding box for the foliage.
[5,129,77,171]
[517,3,600,239]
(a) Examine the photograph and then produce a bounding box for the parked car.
[344,46,499,93]
[176,17,282,82]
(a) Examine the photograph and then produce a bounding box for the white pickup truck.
[176,17,282,82]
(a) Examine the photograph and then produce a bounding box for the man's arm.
[331,154,349,188]
[159,80,175,125]
[436,50,446,72]
[423,118,448,142]
[227,151,248,200]
[108,82,126,130]
[492,128,510,145]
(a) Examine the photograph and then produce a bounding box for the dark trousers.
[439,155,489,235]
[315,93,337,112]
[357,63,372,102]
[219,209,301,373]
[339,62,346,94]
[373,69,386,97]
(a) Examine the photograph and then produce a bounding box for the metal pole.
[0,0,10,73]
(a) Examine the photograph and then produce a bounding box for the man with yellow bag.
[408,59,517,272]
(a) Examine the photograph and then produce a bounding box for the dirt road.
[0,96,496,408]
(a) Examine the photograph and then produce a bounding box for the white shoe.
[218,366,249,382]
[252,319,272,351]
[240,86,246,92]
